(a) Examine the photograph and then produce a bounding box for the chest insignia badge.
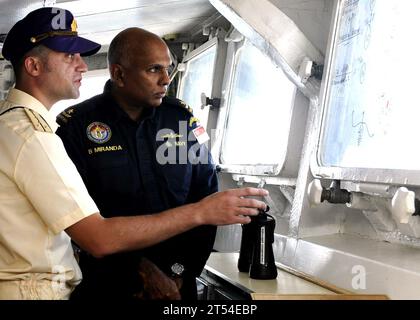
[86,122,112,144]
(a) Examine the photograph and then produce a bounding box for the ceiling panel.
[55,0,188,16]
[85,17,212,47]
[0,0,217,45]
[0,0,45,34]
[76,0,215,41]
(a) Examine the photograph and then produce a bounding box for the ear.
[109,64,125,87]
[23,56,43,77]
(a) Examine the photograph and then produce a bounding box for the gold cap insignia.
[71,19,78,32]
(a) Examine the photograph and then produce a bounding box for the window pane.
[221,41,296,165]
[179,45,217,129]
[319,0,420,170]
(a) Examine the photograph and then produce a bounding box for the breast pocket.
[158,162,192,202]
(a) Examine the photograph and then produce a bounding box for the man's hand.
[67,188,269,257]
[193,187,269,226]
[134,257,181,300]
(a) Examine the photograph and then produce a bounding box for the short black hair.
[12,45,49,82]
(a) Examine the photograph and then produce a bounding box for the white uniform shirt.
[0,89,99,299]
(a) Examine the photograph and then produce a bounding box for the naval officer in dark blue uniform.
[56,27,217,300]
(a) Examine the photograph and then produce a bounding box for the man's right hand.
[67,188,269,257]
[194,187,269,226]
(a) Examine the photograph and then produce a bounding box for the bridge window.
[314,0,420,184]
[220,41,296,168]
[178,41,218,130]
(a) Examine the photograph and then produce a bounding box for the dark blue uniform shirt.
[56,80,218,300]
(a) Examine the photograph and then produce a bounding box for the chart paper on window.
[319,0,420,170]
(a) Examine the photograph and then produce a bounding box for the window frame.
[177,36,220,130]
[217,39,297,178]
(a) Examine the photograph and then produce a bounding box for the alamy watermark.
[351,264,367,290]
[155,121,218,165]
[51,8,67,30]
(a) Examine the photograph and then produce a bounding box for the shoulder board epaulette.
[178,100,194,115]
[164,97,194,115]
[56,106,76,125]
[24,108,52,133]
[0,106,24,116]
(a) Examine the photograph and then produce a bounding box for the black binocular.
[238,208,278,279]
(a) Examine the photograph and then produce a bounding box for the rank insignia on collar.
[86,122,112,144]
[189,117,200,128]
